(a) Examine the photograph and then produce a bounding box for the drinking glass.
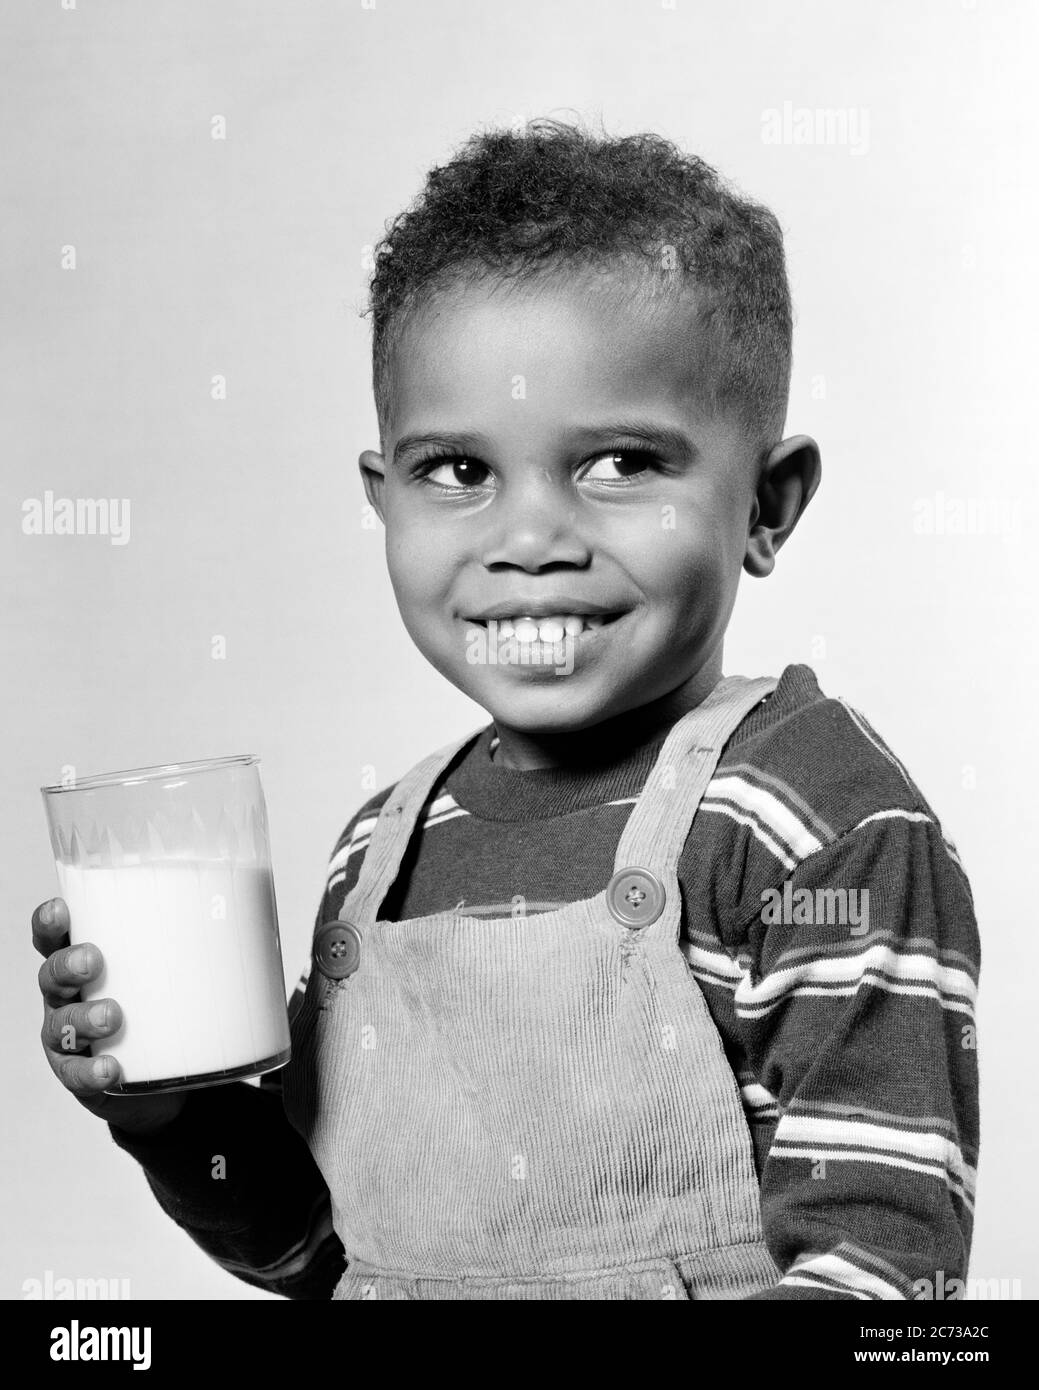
[41,755,291,1094]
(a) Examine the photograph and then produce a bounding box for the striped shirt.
[109,664,980,1300]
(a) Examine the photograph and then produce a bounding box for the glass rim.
[40,754,258,795]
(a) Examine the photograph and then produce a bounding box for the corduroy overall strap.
[339,730,480,928]
[613,674,778,877]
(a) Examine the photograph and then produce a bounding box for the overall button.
[313,921,362,980]
[606,868,665,928]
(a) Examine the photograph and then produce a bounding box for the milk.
[57,858,291,1089]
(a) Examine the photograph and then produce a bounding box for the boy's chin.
[459,673,633,738]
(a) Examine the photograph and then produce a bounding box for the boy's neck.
[490,655,725,772]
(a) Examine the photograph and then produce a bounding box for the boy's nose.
[478,482,592,572]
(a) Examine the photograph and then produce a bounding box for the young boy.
[35,120,979,1300]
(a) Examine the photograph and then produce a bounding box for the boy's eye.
[580,450,655,482]
[424,457,490,489]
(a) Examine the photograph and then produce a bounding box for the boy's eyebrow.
[392,420,696,465]
[392,431,494,467]
[568,420,697,457]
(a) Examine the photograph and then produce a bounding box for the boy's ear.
[743,434,821,578]
[359,449,387,522]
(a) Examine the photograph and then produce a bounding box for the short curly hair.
[367,119,792,448]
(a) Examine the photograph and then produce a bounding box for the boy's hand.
[33,896,187,1137]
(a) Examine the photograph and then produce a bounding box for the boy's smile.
[361,269,819,768]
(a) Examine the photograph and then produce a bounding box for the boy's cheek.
[630,537,732,619]
[385,533,453,609]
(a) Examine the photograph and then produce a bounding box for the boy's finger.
[41,998,120,1055]
[31,897,70,956]
[38,942,101,1005]
[51,1050,120,1097]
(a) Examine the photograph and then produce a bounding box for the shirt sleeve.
[108,1055,344,1298]
[103,812,386,1300]
[106,794,392,1297]
[732,812,980,1300]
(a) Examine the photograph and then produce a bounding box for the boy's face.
[361,271,775,744]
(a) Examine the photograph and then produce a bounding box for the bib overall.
[283,674,783,1299]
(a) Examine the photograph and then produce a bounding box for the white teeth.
[482,613,612,638]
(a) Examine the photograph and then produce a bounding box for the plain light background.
[3,0,1036,1299]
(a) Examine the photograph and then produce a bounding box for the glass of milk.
[41,755,291,1094]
